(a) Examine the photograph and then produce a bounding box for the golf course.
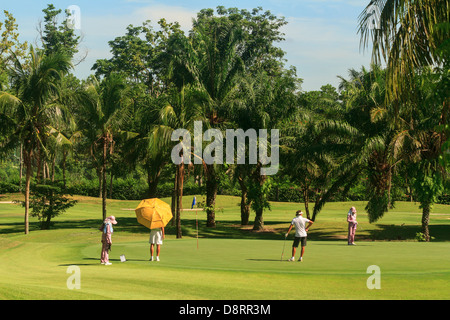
[1,194,449,300]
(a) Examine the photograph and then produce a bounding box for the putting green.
[1,197,449,300]
[1,236,449,300]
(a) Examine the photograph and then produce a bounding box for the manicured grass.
[0,194,449,300]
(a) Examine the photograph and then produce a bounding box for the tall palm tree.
[151,85,205,238]
[165,15,244,228]
[358,0,449,102]
[78,74,132,220]
[0,46,72,233]
[228,66,299,229]
[166,7,288,228]
[285,65,398,223]
[402,67,449,241]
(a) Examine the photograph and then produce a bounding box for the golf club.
[280,234,287,261]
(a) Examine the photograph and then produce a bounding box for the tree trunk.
[147,165,162,199]
[387,166,393,209]
[253,209,264,231]
[24,154,32,235]
[238,177,250,225]
[62,149,67,191]
[176,163,184,238]
[205,181,217,227]
[51,155,56,182]
[252,170,267,231]
[303,187,310,220]
[102,137,107,221]
[19,143,23,192]
[421,203,431,242]
[205,164,217,228]
[42,213,52,230]
[171,167,178,227]
[36,144,42,183]
[42,191,53,230]
[109,172,113,199]
[98,168,102,198]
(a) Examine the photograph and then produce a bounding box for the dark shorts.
[293,236,307,248]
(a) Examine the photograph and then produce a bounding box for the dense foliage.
[0,4,448,240]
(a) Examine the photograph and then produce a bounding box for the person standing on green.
[347,206,358,245]
[149,226,165,261]
[285,210,314,262]
[101,216,117,265]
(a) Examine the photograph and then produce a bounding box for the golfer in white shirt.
[285,210,314,262]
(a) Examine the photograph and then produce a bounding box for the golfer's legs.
[348,224,356,243]
[101,242,109,263]
[348,223,353,244]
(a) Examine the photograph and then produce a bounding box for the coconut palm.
[78,74,132,220]
[0,46,72,233]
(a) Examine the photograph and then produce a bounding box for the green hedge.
[1,178,449,204]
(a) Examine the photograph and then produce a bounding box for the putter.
[280,235,287,261]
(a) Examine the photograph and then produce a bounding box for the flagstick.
[196,209,199,249]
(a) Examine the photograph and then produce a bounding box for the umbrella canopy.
[135,198,173,229]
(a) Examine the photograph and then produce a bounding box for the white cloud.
[73,4,197,79]
[135,4,197,32]
[72,2,372,90]
[280,15,371,90]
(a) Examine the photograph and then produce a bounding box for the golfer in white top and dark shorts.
[286,210,314,262]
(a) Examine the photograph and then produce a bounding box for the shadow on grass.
[368,224,450,241]
[3,216,450,242]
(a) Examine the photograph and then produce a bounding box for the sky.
[2,0,374,92]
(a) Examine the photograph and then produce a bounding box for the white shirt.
[291,215,310,237]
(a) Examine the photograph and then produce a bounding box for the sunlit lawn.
[0,193,449,300]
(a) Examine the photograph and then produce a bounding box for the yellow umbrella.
[135,198,173,229]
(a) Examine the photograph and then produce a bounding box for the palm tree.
[228,67,299,230]
[78,74,132,220]
[166,7,288,228]
[402,67,449,241]
[284,65,400,223]
[0,46,72,233]
[165,15,243,228]
[358,0,449,102]
[151,85,205,238]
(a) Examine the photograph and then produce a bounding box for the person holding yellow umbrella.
[149,226,165,261]
[135,198,173,262]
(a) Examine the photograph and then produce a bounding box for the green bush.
[0,181,20,193]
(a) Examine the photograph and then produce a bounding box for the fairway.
[0,196,449,300]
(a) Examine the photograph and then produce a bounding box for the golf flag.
[191,196,196,209]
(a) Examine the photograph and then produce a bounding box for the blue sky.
[2,0,373,91]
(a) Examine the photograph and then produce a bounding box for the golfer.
[149,226,165,261]
[347,206,357,245]
[285,210,314,262]
[101,216,117,265]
